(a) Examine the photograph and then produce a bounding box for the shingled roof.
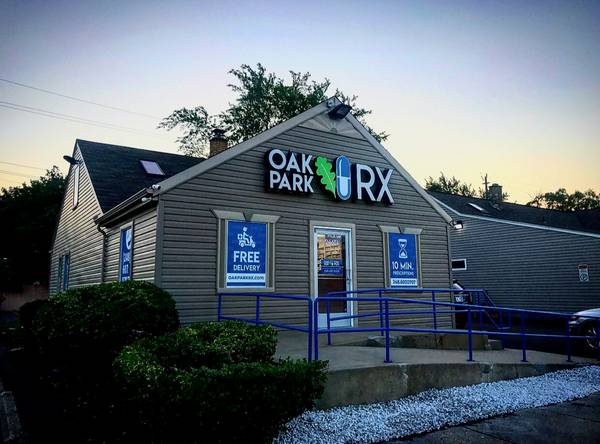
[77,139,203,212]
[429,191,600,235]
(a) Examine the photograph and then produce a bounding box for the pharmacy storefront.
[72,99,454,328]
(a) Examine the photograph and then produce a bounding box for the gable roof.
[77,139,202,212]
[429,191,600,235]
[154,97,453,225]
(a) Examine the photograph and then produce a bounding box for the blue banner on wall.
[388,233,419,287]
[119,226,133,282]
[226,221,267,287]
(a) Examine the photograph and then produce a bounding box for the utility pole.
[482,173,489,199]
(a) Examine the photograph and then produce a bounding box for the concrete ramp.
[275,331,597,409]
[319,361,584,408]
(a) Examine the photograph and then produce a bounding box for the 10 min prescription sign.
[226,221,267,287]
[388,233,419,287]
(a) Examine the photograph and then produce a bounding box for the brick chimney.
[209,129,228,157]
[488,183,503,202]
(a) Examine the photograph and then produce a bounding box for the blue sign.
[226,221,267,287]
[388,233,419,287]
[119,226,133,282]
[320,258,344,276]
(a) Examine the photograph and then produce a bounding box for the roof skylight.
[467,202,488,213]
[140,160,165,176]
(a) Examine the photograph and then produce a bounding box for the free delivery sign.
[226,221,267,287]
[388,233,419,287]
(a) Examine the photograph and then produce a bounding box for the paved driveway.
[393,393,600,443]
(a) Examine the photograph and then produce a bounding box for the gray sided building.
[430,191,600,313]
[50,98,455,328]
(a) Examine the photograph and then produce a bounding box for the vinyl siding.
[103,208,157,283]
[49,146,103,294]
[449,215,600,313]
[159,125,452,326]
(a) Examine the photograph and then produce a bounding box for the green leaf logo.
[315,156,336,197]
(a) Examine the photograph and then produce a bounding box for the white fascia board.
[433,197,600,239]
[155,98,340,195]
[344,113,454,225]
[75,140,104,215]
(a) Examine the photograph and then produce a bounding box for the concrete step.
[364,333,504,351]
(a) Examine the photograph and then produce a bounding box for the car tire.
[583,323,600,351]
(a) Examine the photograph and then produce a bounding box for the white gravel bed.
[275,365,600,444]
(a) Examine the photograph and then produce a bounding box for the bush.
[115,322,327,443]
[29,280,179,364]
[19,299,48,332]
[20,281,180,443]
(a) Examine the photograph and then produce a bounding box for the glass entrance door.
[313,227,353,328]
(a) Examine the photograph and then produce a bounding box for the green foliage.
[159,63,388,157]
[315,156,336,197]
[29,280,179,363]
[20,281,179,442]
[0,167,65,292]
[526,188,600,211]
[115,321,328,443]
[425,172,510,201]
[425,172,478,197]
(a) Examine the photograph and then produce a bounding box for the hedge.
[20,281,180,443]
[29,280,179,364]
[115,322,328,443]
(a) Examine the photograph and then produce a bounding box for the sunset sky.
[1,0,599,203]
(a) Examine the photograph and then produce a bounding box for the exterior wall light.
[63,155,80,165]
[453,220,464,230]
[328,104,352,120]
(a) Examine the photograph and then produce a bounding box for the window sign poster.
[388,233,419,287]
[320,258,344,276]
[578,264,589,282]
[226,221,267,287]
[119,226,133,282]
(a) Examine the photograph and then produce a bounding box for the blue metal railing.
[218,288,600,364]
[217,292,314,361]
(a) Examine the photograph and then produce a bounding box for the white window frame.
[380,225,423,288]
[451,258,468,271]
[213,210,279,293]
[57,252,70,292]
[309,220,357,328]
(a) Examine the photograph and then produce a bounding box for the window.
[57,253,70,291]
[72,164,80,208]
[452,259,467,271]
[140,160,165,176]
[213,210,279,291]
[380,226,422,288]
[119,225,133,282]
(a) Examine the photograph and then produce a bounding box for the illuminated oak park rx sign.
[265,149,394,204]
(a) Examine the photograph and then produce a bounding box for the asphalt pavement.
[394,392,600,443]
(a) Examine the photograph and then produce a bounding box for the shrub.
[29,280,179,364]
[20,281,180,443]
[19,298,48,332]
[115,322,327,443]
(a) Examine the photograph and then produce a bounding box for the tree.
[526,188,600,211]
[425,172,511,200]
[159,63,388,157]
[0,167,65,292]
[425,173,478,197]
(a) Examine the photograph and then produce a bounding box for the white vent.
[140,160,165,176]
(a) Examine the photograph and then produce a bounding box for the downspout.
[95,219,108,283]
